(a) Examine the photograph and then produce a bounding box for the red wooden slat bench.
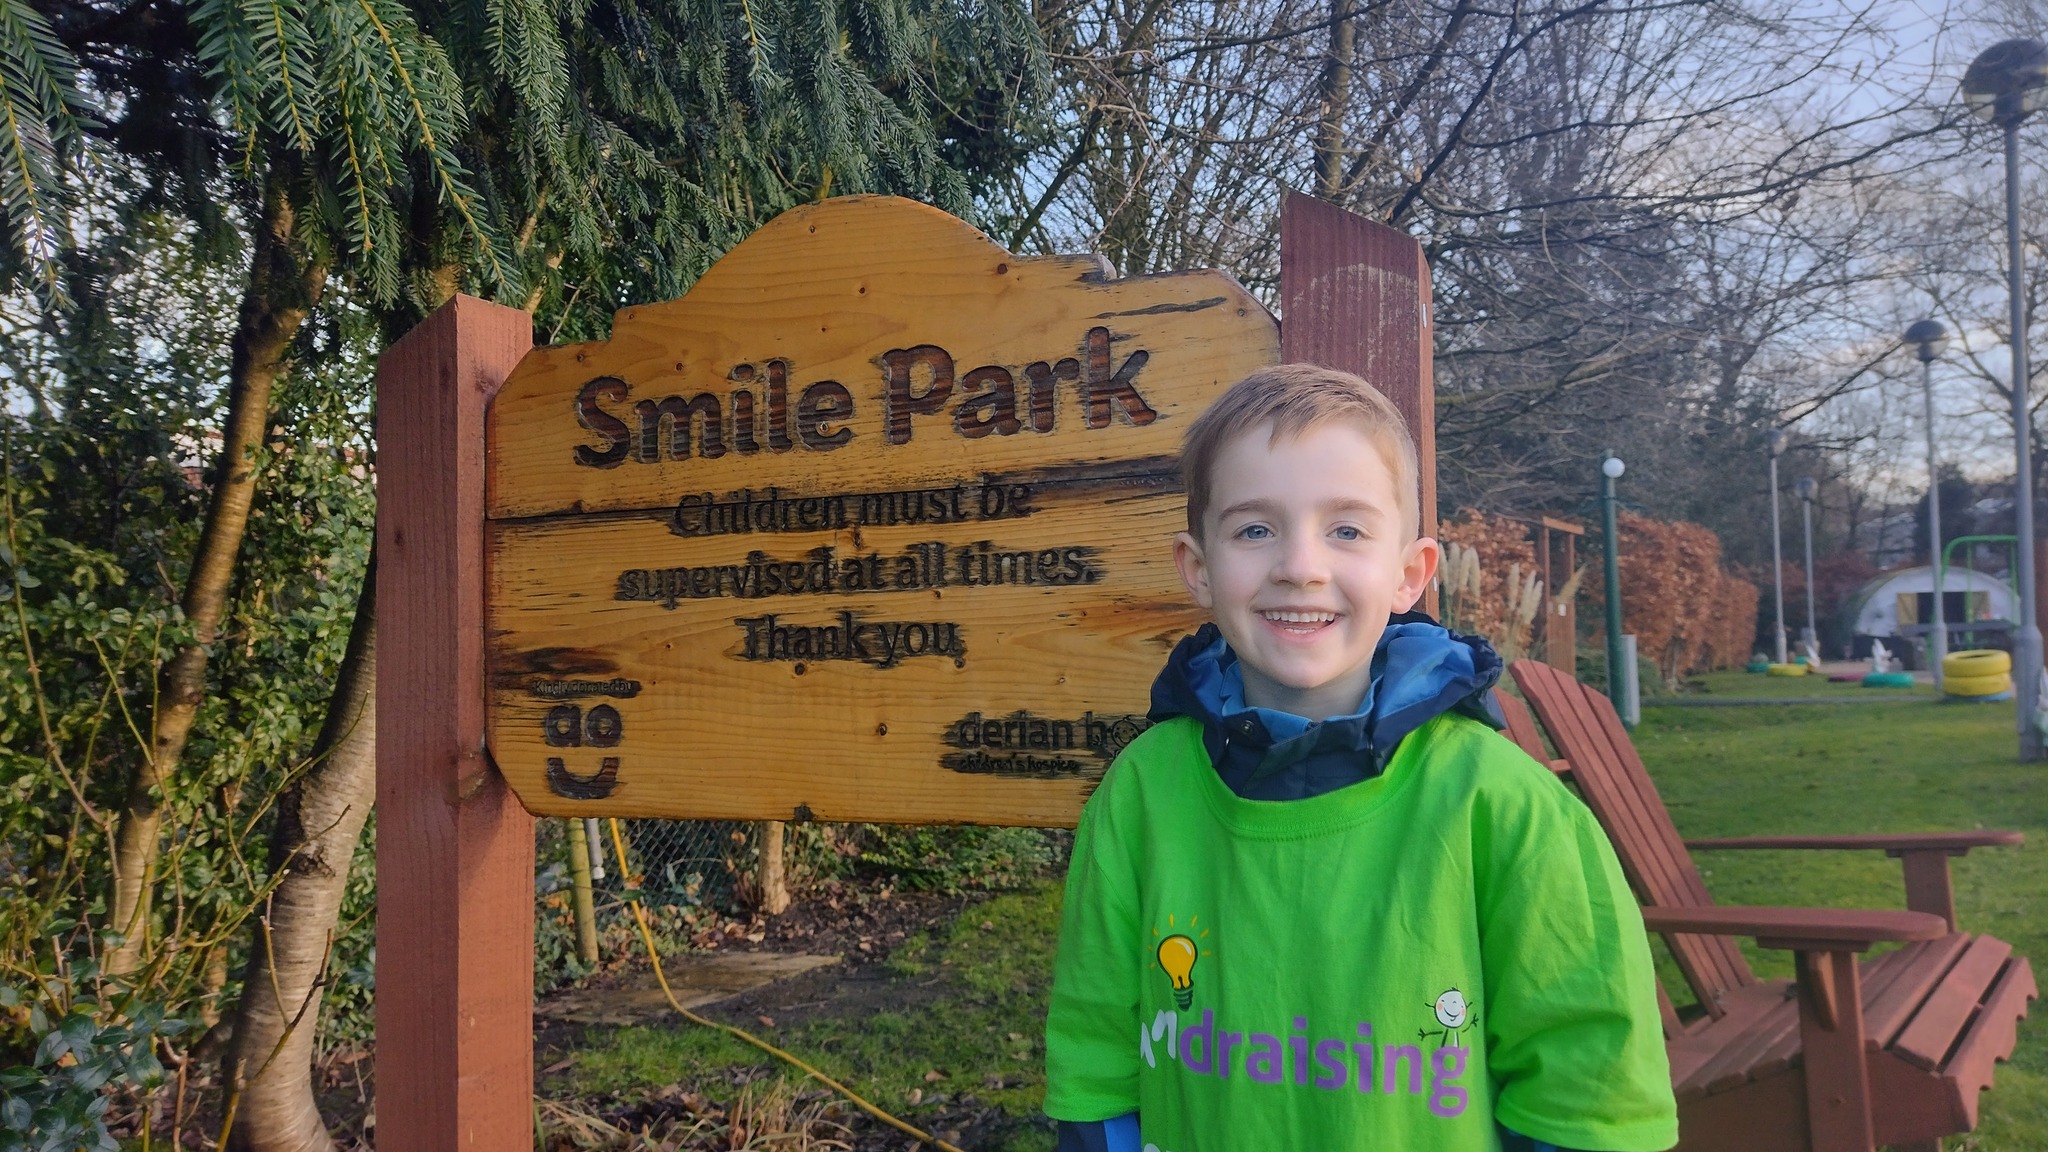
[1497,660,2035,1152]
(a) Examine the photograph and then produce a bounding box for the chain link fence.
[534,817,1068,994]
[594,819,747,908]
[535,818,750,992]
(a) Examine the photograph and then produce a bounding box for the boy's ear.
[1173,531,1214,609]
[1393,536,1442,613]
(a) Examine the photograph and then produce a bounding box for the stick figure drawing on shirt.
[1419,987,1477,1048]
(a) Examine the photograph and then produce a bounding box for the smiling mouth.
[1257,610,1340,635]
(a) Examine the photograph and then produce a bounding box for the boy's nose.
[1271,538,1331,585]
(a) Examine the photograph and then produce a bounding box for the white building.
[1843,565,2017,664]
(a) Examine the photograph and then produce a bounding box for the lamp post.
[1768,428,1788,665]
[1906,318,1952,690]
[1797,476,1818,662]
[1602,455,1627,713]
[1963,38,2048,758]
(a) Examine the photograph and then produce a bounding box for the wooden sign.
[485,196,1277,825]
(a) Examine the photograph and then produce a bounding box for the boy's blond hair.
[1181,363,1419,540]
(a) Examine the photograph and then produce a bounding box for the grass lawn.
[553,671,2044,1150]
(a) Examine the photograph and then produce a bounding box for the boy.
[1044,365,1677,1152]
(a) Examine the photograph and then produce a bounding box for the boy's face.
[1174,420,1439,720]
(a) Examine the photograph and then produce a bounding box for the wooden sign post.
[375,193,1432,1149]
[375,297,536,1152]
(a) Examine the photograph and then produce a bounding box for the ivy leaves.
[0,983,186,1152]
[0,537,37,604]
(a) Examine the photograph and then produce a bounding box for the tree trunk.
[223,264,467,1151]
[224,563,377,1152]
[108,168,329,974]
[1313,0,1355,200]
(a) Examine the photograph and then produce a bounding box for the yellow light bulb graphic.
[1157,934,1198,1009]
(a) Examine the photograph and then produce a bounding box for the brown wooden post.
[376,295,536,1152]
[1893,848,1961,931]
[1795,949,1875,1152]
[1278,190,1435,543]
[1561,531,1578,668]
[757,819,790,915]
[1542,517,1585,671]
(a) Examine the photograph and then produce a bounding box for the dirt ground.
[117,882,1015,1151]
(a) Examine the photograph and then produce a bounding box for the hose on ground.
[603,817,968,1152]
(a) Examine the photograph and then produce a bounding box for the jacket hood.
[1147,612,1505,801]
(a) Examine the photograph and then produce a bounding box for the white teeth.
[1260,610,1337,624]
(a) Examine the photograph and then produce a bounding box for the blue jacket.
[1146,612,1506,800]
[1056,614,1580,1152]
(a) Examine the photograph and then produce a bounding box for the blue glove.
[1055,1113,1141,1152]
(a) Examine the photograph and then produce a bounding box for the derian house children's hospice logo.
[1154,913,1211,1010]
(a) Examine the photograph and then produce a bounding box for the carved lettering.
[764,360,794,452]
[529,678,642,699]
[670,483,1034,537]
[1083,326,1157,428]
[636,392,725,462]
[954,366,1021,439]
[734,611,965,668]
[947,710,1150,761]
[730,381,761,454]
[1023,358,1078,433]
[574,377,633,467]
[939,750,1091,779]
[882,345,955,444]
[796,381,855,449]
[573,332,1155,464]
[618,542,1100,607]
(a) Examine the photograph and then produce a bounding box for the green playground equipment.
[1925,534,2022,671]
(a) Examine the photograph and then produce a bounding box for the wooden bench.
[1500,658,2034,1152]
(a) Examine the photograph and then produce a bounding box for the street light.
[1797,476,1818,662]
[1602,455,1627,713]
[1768,428,1789,665]
[1906,318,1952,690]
[1963,38,2048,757]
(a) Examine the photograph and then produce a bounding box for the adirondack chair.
[1498,658,2034,1152]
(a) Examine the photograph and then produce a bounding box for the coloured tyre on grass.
[1944,671,2013,698]
[1862,672,1915,688]
[1766,663,1806,676]
[1943,649,2011,678]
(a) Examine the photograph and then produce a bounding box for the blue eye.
[1238,524,1272,540]
[1332,526,1362,541]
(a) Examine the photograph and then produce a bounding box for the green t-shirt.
[1044,713,1677,1152]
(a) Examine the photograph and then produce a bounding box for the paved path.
[1650,694,1929,707]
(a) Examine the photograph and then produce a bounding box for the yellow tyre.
[1944,671,2013,698]
[1944,649,2011,678]
[1766,662,1807,677]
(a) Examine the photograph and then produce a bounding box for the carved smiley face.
[1434,988,1469,1030]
